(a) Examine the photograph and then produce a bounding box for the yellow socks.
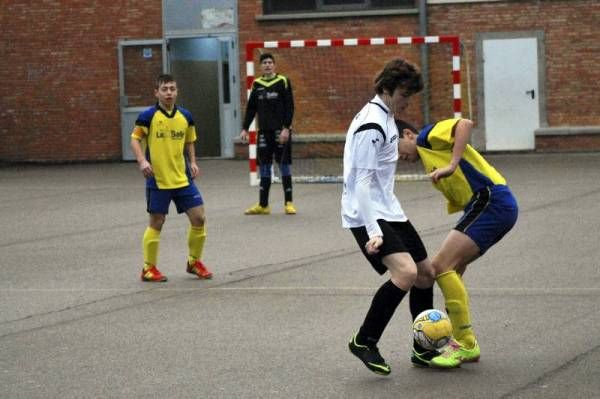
[437,270,476,349]
[187,225,206,264]
[142,227,161,269]
[143,225,206,268]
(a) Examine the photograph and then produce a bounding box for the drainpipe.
[418,0,430,124]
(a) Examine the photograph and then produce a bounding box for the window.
[263,0,415,15]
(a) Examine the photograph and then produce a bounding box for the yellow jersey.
[131,104,197,189]
[416,119,506,214]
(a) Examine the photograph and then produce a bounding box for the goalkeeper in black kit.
[239,52,296,215]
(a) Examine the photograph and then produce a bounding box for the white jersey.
[341,95,407,237]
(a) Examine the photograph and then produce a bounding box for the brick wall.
[0,1,162,162]
[2,0,599,162]
[427,0,599,127]
[238,0,600,151]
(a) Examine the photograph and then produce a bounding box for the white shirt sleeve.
[351,130,380,170]
[355,167,383,238]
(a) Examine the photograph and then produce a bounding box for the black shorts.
[257,129,292,165]
[350,219,428,275]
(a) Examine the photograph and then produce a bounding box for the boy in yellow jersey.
[130,74,213,282]
[396,118,519,368]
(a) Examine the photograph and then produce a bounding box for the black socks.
[357,280,407,346]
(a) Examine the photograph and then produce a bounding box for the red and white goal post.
[244,35,462,185]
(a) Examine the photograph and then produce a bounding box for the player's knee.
[415,267,435,287]
[259,164,272,177]
[388,258,417,290]
[417,258,436,281]
[431,255,453,276]
[149,214,166,230]
[279,163,291,176]
[192,215,205,227]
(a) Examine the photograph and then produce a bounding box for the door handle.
[525,89,535,99]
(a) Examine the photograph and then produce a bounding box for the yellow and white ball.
[412,309,453,350]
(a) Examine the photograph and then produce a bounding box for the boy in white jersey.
[342,58,438,375]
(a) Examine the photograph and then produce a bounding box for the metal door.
[167,35,239,158]
[482,36,541,150]
[118,39,167,160]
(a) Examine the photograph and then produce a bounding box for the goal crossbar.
[244,35,461,185]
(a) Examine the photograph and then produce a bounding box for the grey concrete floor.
[1,153,599,398]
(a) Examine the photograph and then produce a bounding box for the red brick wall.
[428,0,600,127]
[239,0,600,134]
[0,1,162,162]
[239,9,430,133]
[536,134,600,152]
[2,0,599,162]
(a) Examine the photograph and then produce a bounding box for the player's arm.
[186,141,199,178]
[283,77,294,128]
[429,118,473,183]
[240,85,258,141]
[279,78,294,144]
[352,126,384,254]
[130,126,153,178]
[355,167,384,254]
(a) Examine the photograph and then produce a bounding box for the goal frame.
[244,35,462,185]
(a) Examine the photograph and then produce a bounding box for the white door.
[483,37,539,150]
[218,36,240,158]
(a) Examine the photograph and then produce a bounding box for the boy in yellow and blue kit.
[130,74,213,282]
[396,118,518,368]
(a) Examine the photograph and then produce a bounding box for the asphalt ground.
[1,153,599,398]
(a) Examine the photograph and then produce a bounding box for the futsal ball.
[412,309,453,350]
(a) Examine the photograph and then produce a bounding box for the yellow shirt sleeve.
[185,125,197,143]
[131,126,147,140]
[426,118,460,150]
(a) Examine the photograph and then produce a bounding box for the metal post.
[418,0,430,124]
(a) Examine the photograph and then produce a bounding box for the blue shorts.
[455,185,518,254]
[146,183,203,215]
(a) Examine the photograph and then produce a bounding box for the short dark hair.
[260,53,275,63]
[395,119,419,138]
[374,58,423,96]
[156,74,176,88]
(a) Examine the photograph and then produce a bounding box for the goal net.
[243,36,461,184]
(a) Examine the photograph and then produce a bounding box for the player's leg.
[245,131,273,215]
[141,189,170,282]
[275,130,295,214]
[175,184,212,279]
[432,187,518,368]
[429,230,480,368]
[390,221,439,366]
[434,230,480,341]
[410,257,439,366]
[348,221,417,375]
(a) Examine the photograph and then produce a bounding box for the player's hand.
[279,128,290,144]
[190,162,200,179]
[365,236,383,255]
[239,129,249,142]
[429,164,456,183]
[138,159,153,178]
